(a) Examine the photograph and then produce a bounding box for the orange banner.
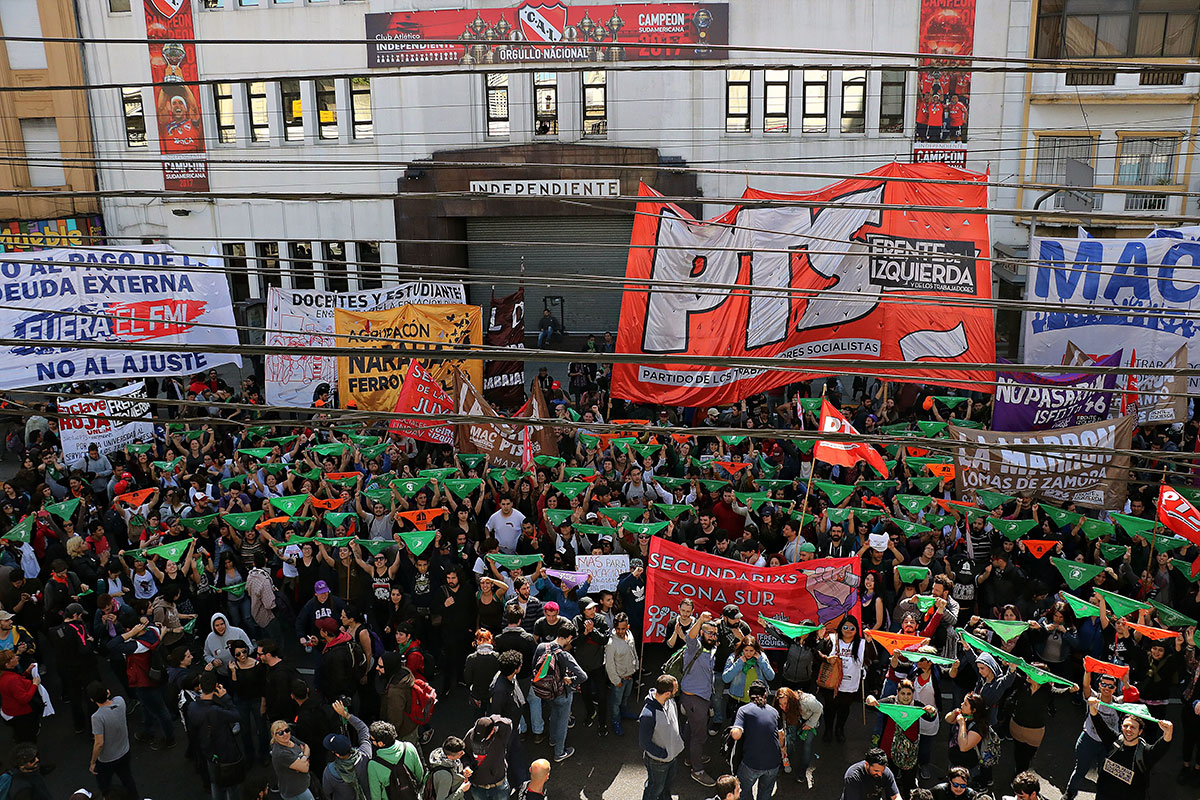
[308,497,345,510]
[117,489,155,507]
[865,630,930,654]
[1083,656,1130,680]
[397,508,446,531]
[1022,540,1057,559]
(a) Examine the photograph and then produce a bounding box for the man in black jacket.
[291,678,336,778]
[571,598,611,733]
[185,671,244,800]
[257,639,300,723]
[495,607,538,740]
[490,650,529,789]
[316,617,361,702]
[50,602,95,734]
[463,715,513,798]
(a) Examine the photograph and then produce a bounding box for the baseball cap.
[314,617,339,634]
[631,557,645,570]
[707,408,719,419]
[113,480,129,495]
[544,601,560,613]
[0,610,14,621]
[723,603,741,618]
[580,597,598,610]
[798,541,816,554]
[586,512,598,521]
[323,733,353,756]
[473,717,496,739]
[314,580,331,595]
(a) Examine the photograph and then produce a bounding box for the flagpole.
[797,386,828,530]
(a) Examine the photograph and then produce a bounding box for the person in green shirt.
[367,720,425,800]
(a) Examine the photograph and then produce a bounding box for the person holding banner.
[1087,694,1173,800]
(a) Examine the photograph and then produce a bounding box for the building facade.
[78,0,1200,347]
[0,0,102,253]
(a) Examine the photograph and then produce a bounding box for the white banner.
[264,283,467,407]
[0,247,242,389]
[576,554,630,592]
[1024,236,1200,391]
[58,382,154,464]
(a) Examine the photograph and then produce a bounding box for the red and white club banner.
[144,0,208,190]
[644,537,861,648]
[612,163,995,406]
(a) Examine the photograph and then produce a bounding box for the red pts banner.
[389,359,455,444]
[484,289,526,410]
[365,3,728,67]
[143,0,208,190]
[644,538,861,648]
[612,163,994,406]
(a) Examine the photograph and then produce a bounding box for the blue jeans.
[610,679,635,726]
[205,762,240,800]
[470,781,510,800]
[1065,730,1106,798]
[643,754,678,800]
[547,691,573,757]
[736,763,779,800]
[133,686,174,741]
[282,791,314,800]
[530,691,544,735]
[790,730,816,776]
[537,329,552,349]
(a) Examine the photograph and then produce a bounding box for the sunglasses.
[951,783,968,789]
[275,728,291,736]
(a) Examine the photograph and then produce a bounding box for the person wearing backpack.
[675,612,720,787]
[463,715,513,800]
[426,736,472,800]
[531,621,588,763]
[380,654,420,744]
[367,720,425,800]
[317,617,362,703]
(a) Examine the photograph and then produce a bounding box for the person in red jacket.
[0,648,41,743]
[947,95,968,141]
[925,95,945,143]
[106,618,176,749]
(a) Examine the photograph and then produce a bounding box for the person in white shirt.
[486,495,526,554]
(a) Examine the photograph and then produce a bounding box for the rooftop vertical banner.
[912,0,975,166]
[143,0,208,191]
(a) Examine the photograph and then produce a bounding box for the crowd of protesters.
[0,369,1195,800]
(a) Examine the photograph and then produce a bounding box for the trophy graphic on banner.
[603,9,624,62]
[693,9,713,55]
[161,42,187,83]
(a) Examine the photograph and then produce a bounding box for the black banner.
[484,288,526,409]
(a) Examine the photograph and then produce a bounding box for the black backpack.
[372,748,421,800]
[421,765,455,800]
[721,726,743,774]
[532,649,566,700]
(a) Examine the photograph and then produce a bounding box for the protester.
[87,681,138,798]
[639,674,684,800]
[729,680,784,800]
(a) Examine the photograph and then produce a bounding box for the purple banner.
[992,351,1121,431]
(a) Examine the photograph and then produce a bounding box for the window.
[725,69,751,133]
[223,244,250,303]
[315,78,338,140]
[583,70,608,136]
[1,0,48,70]
[802,70,828,133]
[20,119,65,187]
[485,74,510,137]
[351,78,373,139]
[1118,135,1180,209]
[109,0,131,10]
[288,242,315,289]
[879,70,906,133]
[1035,135,1097,210]
[280,80,303,142]
[357,242,382,289]
[247,81,269,142]
[213,83,236,144]
[324,242,348,293]
[202,0,224,7]
[840,70,866,134]
[256,242,281,295]
[239,0,258,6]
[122,88,147,148]
[764,69,789,133]
[534,73,559,136]
[1035,0,1200,59]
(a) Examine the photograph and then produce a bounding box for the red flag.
[1083,656,1129,680]
[117,488,155,507]
[1121,349,1139,416]
[1157,485,1200,577]
[1126,620,1182,640]
[390,360,455,444]
[670,433,692,444]
[256,516,290,530]
[815,400,889,477]
[397,508,446,531]
[323,472,359,481]
[713,460,751,475]
[1022,539,1057,559]
[308,496,345,510]
[521,426,533,471]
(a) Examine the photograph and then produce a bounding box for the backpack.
[348,638,371,680]
[372,749,421,800]
[663,645,705,684]
[421,764,455,800]
[407,677,437,726]
[781,641,814,685]
[890,729,919,771]
[532,648,567,700]
[721,726,743,774]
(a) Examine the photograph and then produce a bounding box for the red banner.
[144,0,208,190]
[644,537,860,648]
[389,359,455,444]
[366,3,728,68]
[1157,484,1200,577]
[484,288,526,410]
[612,163,994,406]
[914,0,975,146]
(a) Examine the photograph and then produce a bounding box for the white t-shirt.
[486,508,526,553]
[836,638,866,693]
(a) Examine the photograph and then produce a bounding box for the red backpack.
[407,677,437,726]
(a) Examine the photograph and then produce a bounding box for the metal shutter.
[466,216,633,335]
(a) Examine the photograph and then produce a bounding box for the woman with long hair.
[722,634,775,719]
[945,692,988,785]
[820,614,866,743]
[774,686,823,787]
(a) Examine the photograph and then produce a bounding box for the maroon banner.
[644,537,861,648]
[144,0,208,190]
[914,0,975,146]
[366,3,728,67]
[484,288,526,410]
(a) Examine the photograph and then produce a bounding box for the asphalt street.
[24,645,1137,800]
